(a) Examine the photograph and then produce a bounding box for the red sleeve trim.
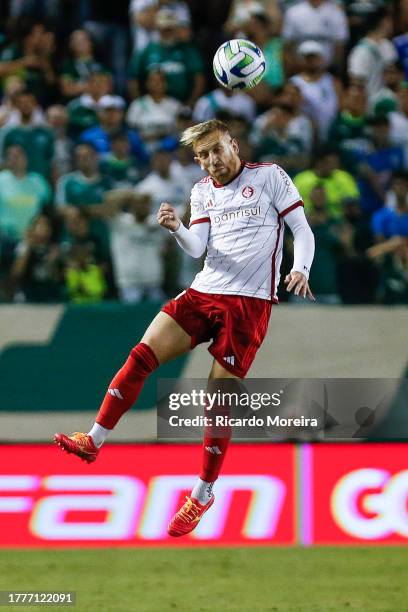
[278,200,304,218]
[189,217,210,227]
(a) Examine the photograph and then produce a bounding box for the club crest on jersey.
[242,185,255,198]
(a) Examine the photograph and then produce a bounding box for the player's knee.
[129,342,159,376]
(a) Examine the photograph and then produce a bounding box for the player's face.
[194,131,241,184]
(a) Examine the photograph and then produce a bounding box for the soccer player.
[54,119,315,536]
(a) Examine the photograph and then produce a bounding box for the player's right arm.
[157,185,210,258]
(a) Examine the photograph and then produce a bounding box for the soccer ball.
[213,39,266,90]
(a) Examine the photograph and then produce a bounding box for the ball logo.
[242,186,254,198]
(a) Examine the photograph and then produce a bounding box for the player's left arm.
[271,165,315,301]
[283,206,315,300]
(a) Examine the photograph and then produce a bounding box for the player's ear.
[231,138,239,155]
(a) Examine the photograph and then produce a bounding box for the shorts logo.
[223,355,235,366]
[242,186,254,198]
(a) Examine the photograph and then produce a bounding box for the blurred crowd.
[0,0,407,305]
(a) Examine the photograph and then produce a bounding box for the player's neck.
[212,159,244,187]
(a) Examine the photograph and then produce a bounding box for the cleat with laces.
[167,495,215,537]
[54,432,99,464]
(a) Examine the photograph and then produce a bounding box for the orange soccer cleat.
[54,432,99,464]
[167,495,215,537]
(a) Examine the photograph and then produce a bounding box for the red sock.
[96,342,158,429]
[200,403,232,482]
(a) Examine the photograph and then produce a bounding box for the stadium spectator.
[0,144,51,247]
[170,145,205,201]
[81,0,131,95]
[227,0,281,29]
[97,191,166,303]
[354,114,404,213]
[371,172,408,239]
[99,131,142,188]
[62,207,108,265]
[127,7,205,106]
[303,184,343,302]
[1,87,45,128]
[45,105,74,180]
[59,29,106,101]
[158,0,193,41]
[348,8,397,100]
[337,230,381,304]
[367,234,408,304]
[394,31,408,79]
[328,84,370,173]
[174,105,195,138]
[385,168,408,211]
[250,102,309,174]
[388,80,408,167]
[56,143,112,215]
[129,0,192,52]
[290,40,340,141]
[2,90,54,180]
[129,0,159,53]
[0,21,58,106]
[10,212,63,303]
[135,148,186,213]
[342,195,375,254]
[0,75,27,128]
[295,147,360,218]
[193,86,256,124]
[61,206,115,297]
[332,194,378,305]
[66,69,113,138]
[343,0,388,45]
[282,0,349,68]
[80,94,148,166]
[280,81,314,155]
[64,243,108,304]
[55,143,113,251]
[240,11,285,92]
[370,60,405,115]
[126,69,182,150]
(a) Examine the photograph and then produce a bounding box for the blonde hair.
[180,119,230,148]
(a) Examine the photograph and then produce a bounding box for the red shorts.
[161,288,272,378]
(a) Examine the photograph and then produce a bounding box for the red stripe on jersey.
[279,200,304,218]
[271,218,283,302]
[189,217,210,227]
[244,162,275,167]
[198,176,211,184]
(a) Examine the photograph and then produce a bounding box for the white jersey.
[189,162,303,302]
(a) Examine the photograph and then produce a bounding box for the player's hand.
[284,271,315,301]
[157,202,180,232]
